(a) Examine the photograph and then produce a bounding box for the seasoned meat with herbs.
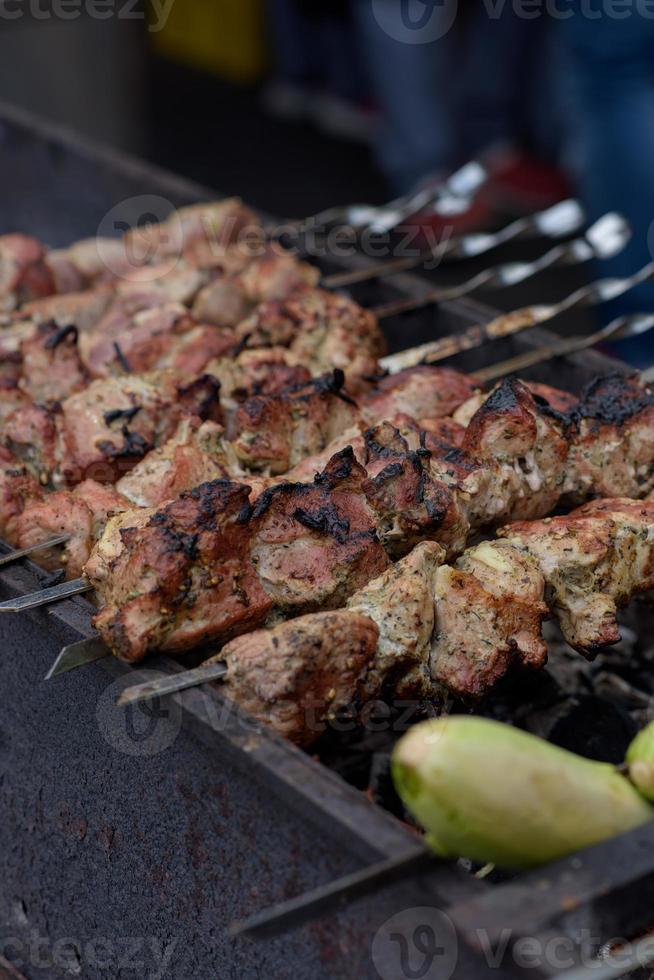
[11,480,130,578]
[19,321,88,406]
[231,370,359,474]
[116,418,242,508]
[234,285,386,387]
[363,366,477,425]
[0,234,54,311]
[57,371,221,484]
[214,611,379,746]
[500,498,654,653]
[192,248,319,328]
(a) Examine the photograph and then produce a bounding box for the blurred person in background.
[560,6,654,365]
[264,0,374,142]
[351,0,569,225]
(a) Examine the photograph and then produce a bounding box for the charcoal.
[547,696,638,763]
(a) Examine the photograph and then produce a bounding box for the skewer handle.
[380,307,542,374]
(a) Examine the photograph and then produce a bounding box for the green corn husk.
[626,720,654,802]
[392,716,654,869]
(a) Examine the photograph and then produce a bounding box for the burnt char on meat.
[89,451,389,662]
[19,321,88,407]
[57,371,221,485]
[231,370,359,474]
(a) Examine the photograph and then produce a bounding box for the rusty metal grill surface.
[0,100,652,980]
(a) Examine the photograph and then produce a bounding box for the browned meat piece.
[20,288,115,332]
[362,366,477,424]
[1,395,59,485]
[249,449,389,613]
[0,446,44,542]
[19,322,89,407]
[58,371,221,485]
[205,346,312,404]
[11,480,130,578]
[190,278,253,331]
[462,377,569,522]
[526,381,579,413]
[0,235,54,311]
[163,199,260,263]
[453,381,578,427]
[116,418,242,508]
[152,324,237,379]
[89,448,389,662]
[215,611,379,746]
[79,300,191,378]
[231,370,359,474]
[565,373,654,499]
[192,248,318,328]
[235,285,385,386]
[347,541,444,700]
[417,416,466,448]
[500,498,654,654]
[83,507,157,588]
[361,422,476,557]
[91,481,273,662]
[49,200,258,288]
[430,539,548,699]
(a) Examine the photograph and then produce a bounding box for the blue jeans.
[561,8,654,365]
[352,1,563,193]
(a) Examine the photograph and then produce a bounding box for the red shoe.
[479,146,572,216]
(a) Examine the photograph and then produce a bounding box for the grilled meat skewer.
[123,498,654,747]
[0,363,476,573]
[2,369,650,591]
[71,373,654,663]
[0,200,258,308]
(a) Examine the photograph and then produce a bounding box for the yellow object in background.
[149,0,268,84]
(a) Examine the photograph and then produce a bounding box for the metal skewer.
[280,161,486,239]
[0,576,90,613]
[44,636,110,679]
[116,661,228,705]
[474,313,654,383]
[373,212,629,320]
[228,847,433,940]
[381,260,654,374]
[323,198,585,290]
[0,533,71,567]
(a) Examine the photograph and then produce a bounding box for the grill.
[0,99,653,980]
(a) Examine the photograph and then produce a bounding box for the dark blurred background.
[0,0,653,360]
